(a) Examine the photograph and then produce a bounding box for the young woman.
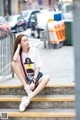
[12,34,50,112]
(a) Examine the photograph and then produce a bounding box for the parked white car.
[5,15,27,33]
[36,12,54,29]
[20,9,40,28]
[34,10,63,30]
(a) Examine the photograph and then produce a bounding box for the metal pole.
[0,0,4,16]
[72,0,80,119]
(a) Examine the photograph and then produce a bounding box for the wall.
[38,0,57,9]
[0,0,4,16]
[11,0,18,15]
[31,0,39,9]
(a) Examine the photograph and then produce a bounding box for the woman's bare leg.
[12,61,27,86]
[19,75,50,112]
[29,75,50,99]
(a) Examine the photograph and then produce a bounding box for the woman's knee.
[43,75,50,83]
[46,75,50,82]
[11,61,18,68]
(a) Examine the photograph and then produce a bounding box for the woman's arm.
[13,44,21,62]
[33,67,40,83]
[29,67,40,91]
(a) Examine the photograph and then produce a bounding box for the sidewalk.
[0,43,75,86]
[39,43,75,85]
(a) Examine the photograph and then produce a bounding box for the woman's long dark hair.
[13,34,28,57]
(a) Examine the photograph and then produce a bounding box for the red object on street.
[0,16,11,31]
[0,16,11,38]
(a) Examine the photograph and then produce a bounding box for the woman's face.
[21,36,29,49]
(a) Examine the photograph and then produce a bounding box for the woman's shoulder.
[30,47,38,52]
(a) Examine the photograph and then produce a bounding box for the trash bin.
[40,30,49,48]
[64,19,73,45]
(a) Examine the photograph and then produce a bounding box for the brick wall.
[42,0,56,6]
[37,0,57,9]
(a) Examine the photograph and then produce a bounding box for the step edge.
[0,96,75,102]
[0,112,76,118]
[0,84,75,89]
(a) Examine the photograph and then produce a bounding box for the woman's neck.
[22,47,30,53]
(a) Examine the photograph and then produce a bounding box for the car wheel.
[23,25,26,30]
[16,27,19,33]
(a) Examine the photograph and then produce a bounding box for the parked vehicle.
[0,16,11,38]
[20,9,40,28]
[5,15,27,33]
[30,11,53,38]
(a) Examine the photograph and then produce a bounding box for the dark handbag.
[37,72,43,80]
[35,72,43,83]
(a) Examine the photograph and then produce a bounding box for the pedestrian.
[31,14,41,39]
[12,34,50,112]
[31,14,37,37]
[34,14,41,39]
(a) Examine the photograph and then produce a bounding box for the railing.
[0,28,14,77]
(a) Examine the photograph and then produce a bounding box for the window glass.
[58,0,73,19]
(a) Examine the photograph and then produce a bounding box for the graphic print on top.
[24,57,34,78]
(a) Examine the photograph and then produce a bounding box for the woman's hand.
[29,82,35,91]
[13,44,21,61]
[17,44,21,50]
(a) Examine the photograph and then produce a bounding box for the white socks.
[24,85,32,97]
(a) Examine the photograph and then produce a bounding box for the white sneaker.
[19,96,30,112]
[24,85,32,97]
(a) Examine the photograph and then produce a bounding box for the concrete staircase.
[0,83,75,120]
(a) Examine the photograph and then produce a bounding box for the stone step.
[0,108,75,120]
[0,84,75,95]
[0,95,75,109]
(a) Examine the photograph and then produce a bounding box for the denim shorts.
[35,72,43,84]
[26,72,43,84]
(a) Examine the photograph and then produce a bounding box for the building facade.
[37,0,57,9]
[0,0,57,16]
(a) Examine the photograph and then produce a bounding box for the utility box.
[64,20,73,45]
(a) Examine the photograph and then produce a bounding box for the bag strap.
[20,52,31,83]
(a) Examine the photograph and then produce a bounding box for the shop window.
[38,0,42,5]
[49,0,51,5]
[23,0,28,3]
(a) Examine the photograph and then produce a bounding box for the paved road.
[0,29,75,85]
[38,44,74,84]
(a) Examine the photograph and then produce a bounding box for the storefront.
[0,0,4,16]
[3,0,11,16]
[0,0,58,16]
[0,0,23,16]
